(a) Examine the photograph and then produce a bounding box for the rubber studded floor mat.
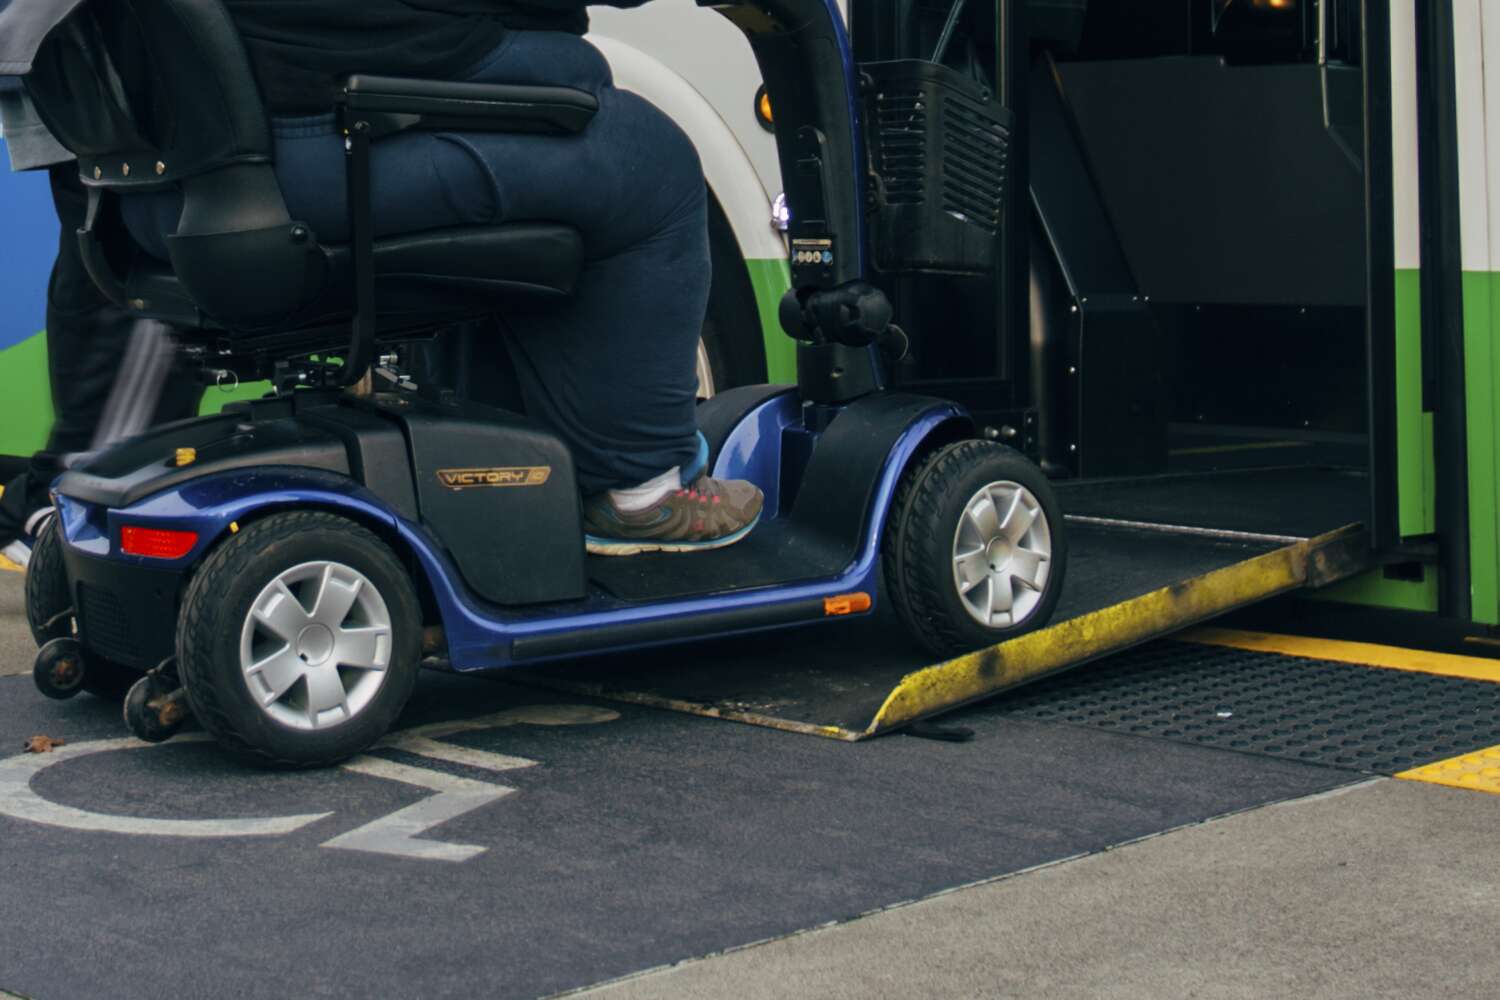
[989,640,1500,774]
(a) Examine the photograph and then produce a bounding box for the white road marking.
[377,703,621,772]
[0,704,621,862]
[322,756,515,863]
[0,734,333,837]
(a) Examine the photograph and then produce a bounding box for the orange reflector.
[824,592,872,616]
[120,526,199,560]
[758,90,774,125]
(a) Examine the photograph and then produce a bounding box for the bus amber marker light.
[120,526,199,560]
[755,85,774,131]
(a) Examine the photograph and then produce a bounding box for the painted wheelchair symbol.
[0,704,619,863]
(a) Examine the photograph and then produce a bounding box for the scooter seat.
[126,222,584,331]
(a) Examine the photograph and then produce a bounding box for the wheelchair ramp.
[510,468,1374,740]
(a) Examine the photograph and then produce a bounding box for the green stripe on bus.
[1464,270,1500,625]
[0,332,52,458]
[746,256,794,383]
[1395,268,1435,539]
[1310,564,1440,613]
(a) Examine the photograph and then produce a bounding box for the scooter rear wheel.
[25,517,141,699]
[176,511,422,768]
[884,440,1067,658]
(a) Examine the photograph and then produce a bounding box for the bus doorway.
[843,0,1378,573]
[1042,0,1372,484]
[524,0,1395,739]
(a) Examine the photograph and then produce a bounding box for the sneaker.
[584,474,764,556]
[0,506,55,571]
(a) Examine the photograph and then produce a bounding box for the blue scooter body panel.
[55,394,968,671]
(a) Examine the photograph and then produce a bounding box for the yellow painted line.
[1398,744,1500,795]
[1168,440,1312,457]
[1180,627,1500,684]
[0,487,23,571]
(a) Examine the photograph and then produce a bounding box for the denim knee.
[463,32,614,94]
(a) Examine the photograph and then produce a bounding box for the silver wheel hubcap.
[239,561,393,731]
[952,481,1052,629]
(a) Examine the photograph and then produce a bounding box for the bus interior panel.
[859,0,1372,515]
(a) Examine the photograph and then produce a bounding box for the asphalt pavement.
[0,570,1495,999]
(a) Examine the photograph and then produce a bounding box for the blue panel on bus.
[0,139,59,351]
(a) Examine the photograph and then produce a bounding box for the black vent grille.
[78,582,136,663]
[940,98,1008,234]
[864,60,1014,274]
[872,89,929,206]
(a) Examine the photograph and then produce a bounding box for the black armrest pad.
[342,76,598,135]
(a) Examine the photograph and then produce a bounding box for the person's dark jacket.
[224,1,650,113]
[1,74,72,170]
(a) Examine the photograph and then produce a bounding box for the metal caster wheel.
[33,637,87,700]
[123,673,191,744]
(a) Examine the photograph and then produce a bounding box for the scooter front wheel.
[176,511,423,768]
[884,440,1067,658]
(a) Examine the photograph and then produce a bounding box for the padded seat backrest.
[5,0,271,179]
[0,0,328,329]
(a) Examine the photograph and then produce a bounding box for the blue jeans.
[131,33,709,493]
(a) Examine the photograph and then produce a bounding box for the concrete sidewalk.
[575,777,1497,1000]
[1,572,29,678]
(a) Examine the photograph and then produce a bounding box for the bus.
[599,0,1500,643]
[2,0,1495,652]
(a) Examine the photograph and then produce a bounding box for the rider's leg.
[261,33,764,551]
[456,38,765,551]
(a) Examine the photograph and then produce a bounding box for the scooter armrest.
[341,76,599,135]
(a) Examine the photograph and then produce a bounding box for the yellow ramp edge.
[1181,627,1500,684]
[867,533,1334,735]
[1399,745,1500,795]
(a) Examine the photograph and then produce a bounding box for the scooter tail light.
[119,526,199,560]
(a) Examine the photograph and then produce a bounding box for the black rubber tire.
[33,637,86,700]
[24,518,141,700]
[883,440,1067,659]
[25,517,71,647]
[123,674,187,744]
[176,511,422,768]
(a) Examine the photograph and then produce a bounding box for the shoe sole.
[585,513,761,557]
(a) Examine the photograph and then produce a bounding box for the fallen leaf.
[22,735,65,754]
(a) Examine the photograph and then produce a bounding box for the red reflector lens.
[120,526,199,559]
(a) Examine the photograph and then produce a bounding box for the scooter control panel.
[791,236,837,284]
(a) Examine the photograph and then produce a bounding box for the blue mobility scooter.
[7,0,1066,765]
